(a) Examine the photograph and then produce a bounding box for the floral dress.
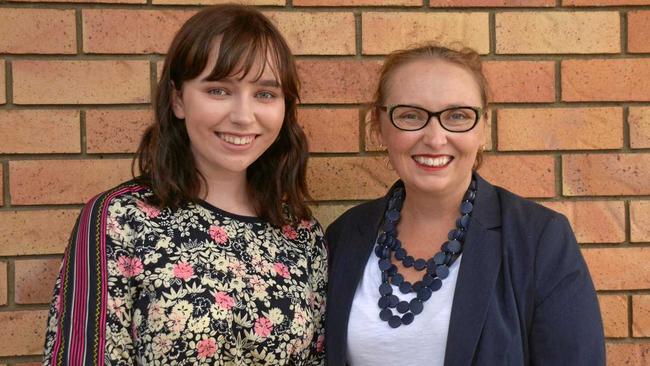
[43,182,327,366]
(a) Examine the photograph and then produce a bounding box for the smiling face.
[172,40,285,182]
[379,58,485,199]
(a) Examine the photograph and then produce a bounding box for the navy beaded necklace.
[375,178,477,328]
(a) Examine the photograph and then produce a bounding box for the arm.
[304,220,328,365]
[529,214,605,366]
[43,192,138,366]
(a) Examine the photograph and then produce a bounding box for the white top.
[346,248,462,366]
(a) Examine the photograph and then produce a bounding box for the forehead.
[199,37,281,82]
[385,59,482,106]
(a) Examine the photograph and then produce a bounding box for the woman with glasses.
[325,44,604,366]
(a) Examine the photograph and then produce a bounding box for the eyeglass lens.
[391,106,477,131]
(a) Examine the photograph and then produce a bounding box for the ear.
[171,88,186,119]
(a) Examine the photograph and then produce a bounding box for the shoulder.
[78,180,154,224]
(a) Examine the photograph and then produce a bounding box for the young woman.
[325,44,604,365]
[43,5,326,365]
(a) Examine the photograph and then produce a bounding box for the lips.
[412,155,453,167]
[216,132,256,146]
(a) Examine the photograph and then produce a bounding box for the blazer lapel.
[444,174,502,366]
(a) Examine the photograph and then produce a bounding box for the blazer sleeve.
[43,192,137,366]
[529,214,605,366]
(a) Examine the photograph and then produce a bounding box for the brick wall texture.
[0,0,649,364]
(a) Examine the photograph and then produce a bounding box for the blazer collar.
[444,173,503,365]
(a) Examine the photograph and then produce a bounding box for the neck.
[199,169,257,217]
[400,175,472,226]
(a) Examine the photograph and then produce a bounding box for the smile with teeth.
[413,155,453,167]
[216,132,256,146]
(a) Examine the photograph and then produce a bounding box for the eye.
[448,110,472,120]
[208,88,228,97]
[255,91,276,100]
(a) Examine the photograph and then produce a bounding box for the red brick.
[311,203,355,228]
[0,110,80,153]
[542,201,625,244]
[10,159,132,205]
[15,259,60,304]
[630,107,650,149]
[496,12,620,54]
[86,109,152,153]
[563,154,650,196]
[83,9,192,54]
[298,108,359,153]
[477,155,555,198]
[629,11,650,53]
[12,0,143,3]
[295,0,419,5]
[634,295,650,337]
[598,295,628,338]
[565,0,650,5]
[606,343,650,366]
[266,12,355,55]
[483,61,555,103]
[153,0,283,4]
[0,210,78,256]
[297,60,381,104]
[562,59,650,102]
[0,310,48,356]
[430,0,553,5]
[583,248,650,290]
[0,60,5,104]
[13,61,150,105]
[631,201,650,243]
[362,12,489,55]
[0,262,6,305]
[0,165,3,206]
[498,108,623,151]
[307,157,397,200]
[0,9,76,54]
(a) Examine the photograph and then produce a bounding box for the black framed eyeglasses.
[379,104,482,132]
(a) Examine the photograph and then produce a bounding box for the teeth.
[217,133,254,145]
[413,155,451,167]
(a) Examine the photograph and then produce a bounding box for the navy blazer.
[325,174,605,366]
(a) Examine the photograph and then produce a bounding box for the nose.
[421,117,448,147]
[229,94,255,126]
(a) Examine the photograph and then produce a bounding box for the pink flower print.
[213,291,235,310]
[136,200,160,218]
[299,219,312,229]
[197,338,217,360]
[254,317,273,338]
[316,335,325,353]
[282,225,298,240]
[173,262,194,281]
[209,224,229,245]
[274,262,291,279]
[116,256,143,278]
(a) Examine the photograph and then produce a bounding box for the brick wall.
[0,0,649,364]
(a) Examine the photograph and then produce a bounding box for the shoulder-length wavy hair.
[134,4,311,226]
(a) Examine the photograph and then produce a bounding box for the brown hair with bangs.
[367,43,490,169]
[134,4,311,226]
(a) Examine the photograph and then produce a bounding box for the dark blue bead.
[417,287,432,301]
[378,258,392,271]
[459,214,471,229]
[422,274,435,287]
[464,189,476,201]
[409,299,424,315]
[379,308,392,321]
[399,281,412,294]
[388,264,398,275]
[403,256,414,267]
[378,296,390,309]
[447,240,461,253]
[395,248,407,260]
[436,265,450,279]
[412,281,423,292]
[433,252,447,265]
[377,232,387,245]
[414,259,426,271]
[388,315,402,328]
[460,201,473,214]
[430,278,443,291]
[448,229,461,240]
[391,273,404,286]
[396,301,410,313]
[401,313,415,325]
[469,180,477,190]
[457,230,466,241]
[381,272,389,282]
[392,238,402,249]
[385,210,400,223]
[379,282,392,296]
[383,221,395,233]
[375,245,389,258]
[385,236,395,248]
[389,295,399,308]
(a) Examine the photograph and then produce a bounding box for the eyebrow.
[201,77,281,88]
